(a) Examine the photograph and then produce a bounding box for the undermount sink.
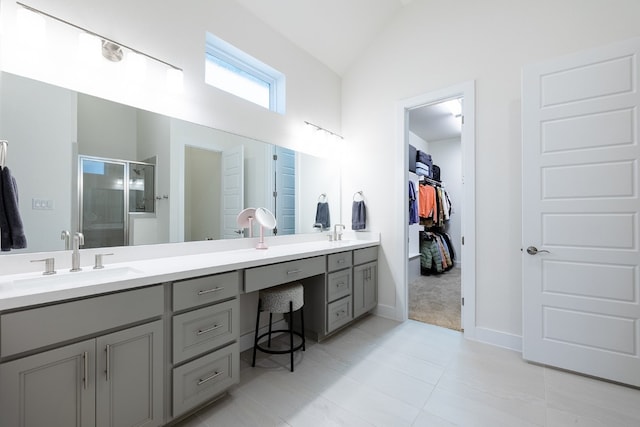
[1,266,144,291]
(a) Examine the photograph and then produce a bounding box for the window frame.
[205,32,285,114]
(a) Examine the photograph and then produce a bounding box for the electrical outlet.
[32,198,54,210]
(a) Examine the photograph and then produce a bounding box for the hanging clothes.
[419,231,455,275]
[408,180,419,225]
[418,183,437,224]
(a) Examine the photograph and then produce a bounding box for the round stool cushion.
[260,282,304,314]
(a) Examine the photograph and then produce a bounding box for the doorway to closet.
[408,99,462,330]
[401,81,476,336]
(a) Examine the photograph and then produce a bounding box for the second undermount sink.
[3,266,144,291]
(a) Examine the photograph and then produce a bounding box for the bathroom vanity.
[0,235,378,426]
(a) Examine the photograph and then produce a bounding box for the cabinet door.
[353,262,378,318]
[96,320,163,427]
[0,340,96,427]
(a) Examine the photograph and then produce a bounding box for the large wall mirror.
[0,71,341,254]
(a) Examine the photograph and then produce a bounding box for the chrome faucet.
[333,224,345,241]
[61,230,71,250]
[70,232,84,272]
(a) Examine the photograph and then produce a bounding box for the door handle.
[526,246,550,255]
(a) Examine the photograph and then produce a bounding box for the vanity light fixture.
[304,121,344,140]
[16,2,183,73]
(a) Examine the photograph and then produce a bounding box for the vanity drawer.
[244,256,325,292]
[327,251,352,272]
[326,296,352,333]
[354,246,378,265]
[327,270,352,302]
[172,342,239,417]
[173,271,239,311]
[172,300,239,364]
[1,285,163,358]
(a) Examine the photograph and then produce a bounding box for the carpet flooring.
[409,266,461,331]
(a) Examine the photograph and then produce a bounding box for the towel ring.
[353,191,364,201]
[317,193,327,202]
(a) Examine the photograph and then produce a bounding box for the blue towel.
[352,200,366,230]
[314,202,330,229]
[0,167,27,251]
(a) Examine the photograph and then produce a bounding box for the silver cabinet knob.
[526,246,550,255]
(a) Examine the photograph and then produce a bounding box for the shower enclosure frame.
[78,155,155,249]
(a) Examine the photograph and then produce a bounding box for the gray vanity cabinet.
[326,251,353,333]
[0,320,163,427]
[0,340,96,427]
[353,262,378,318]
[353,247,378,319]
[0,285,165,427]
[96,320,164,427]
[170,272,240,420]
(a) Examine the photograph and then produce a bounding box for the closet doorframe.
[397,81,476,338]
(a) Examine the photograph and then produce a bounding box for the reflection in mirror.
[79,156,155,248]
[0,71,341,254]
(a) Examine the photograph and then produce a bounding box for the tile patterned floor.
[176,315,640,427]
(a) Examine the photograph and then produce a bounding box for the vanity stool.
[252,282,305,372]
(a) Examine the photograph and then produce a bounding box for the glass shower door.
[80,157,127,248]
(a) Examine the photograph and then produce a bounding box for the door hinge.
[462,236,465,245]
[273,191,278,198]
[461,297,464,306]
[461,115,465,125]
[273,154,278,160]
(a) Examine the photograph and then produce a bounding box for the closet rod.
[419,176,443,187]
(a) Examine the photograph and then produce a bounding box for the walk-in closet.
[407,98,463,331]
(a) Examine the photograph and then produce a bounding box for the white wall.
[0,72,76,253]
[296,153,341,234]
[341,0,640,344]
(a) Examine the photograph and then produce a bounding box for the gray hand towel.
[352,200,366,230]
[0,170,11,251]
[314,202,330,229]
[1,167,27,250]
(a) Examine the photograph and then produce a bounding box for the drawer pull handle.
[197,324,222,335]
[337,259,345,264]
[198,371,223,385]
[105,344,111,381]
[286,269,301,275]
[336,282,346,287]
[82,351,88,390]
[198,287,224,295]
[336,310,346,317]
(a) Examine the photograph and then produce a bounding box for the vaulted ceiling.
[235,0,459,142]
[235,0,413,76]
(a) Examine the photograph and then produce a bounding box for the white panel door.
[522,38,640,386]
[274,146,296,235]
[222,145,244,239]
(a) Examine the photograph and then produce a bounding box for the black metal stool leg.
[289,300,294,372]
[267,312,273,347]
[300,305,305,351]
[252,298,262,367]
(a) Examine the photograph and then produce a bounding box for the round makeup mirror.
[236,208,256,237]
[255,207,276,249]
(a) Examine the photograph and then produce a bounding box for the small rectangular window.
[205,32,285,114]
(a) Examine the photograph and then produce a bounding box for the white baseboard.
[373,303,400,321]
[473,326,522,352]
[239,319,288,353]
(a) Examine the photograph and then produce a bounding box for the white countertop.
[0,237,378,311]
